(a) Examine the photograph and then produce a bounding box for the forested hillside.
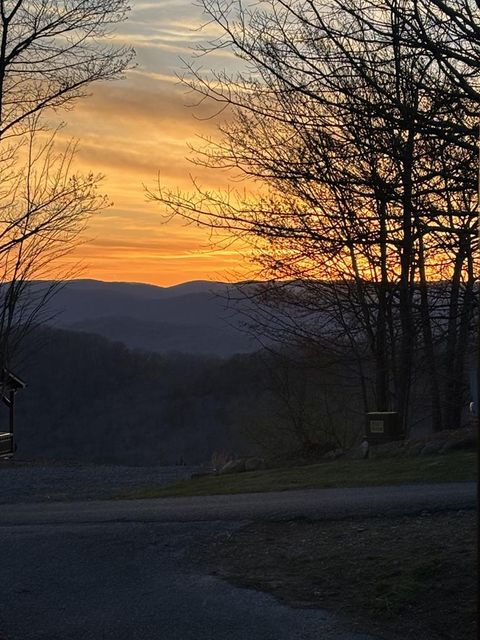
[8,327,362,465]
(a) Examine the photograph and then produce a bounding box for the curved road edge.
[0,482,476,526]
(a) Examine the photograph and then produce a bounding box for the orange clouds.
[61,230,248,286]
[43,1,250,286]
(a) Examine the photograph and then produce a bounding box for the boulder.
[343,426,477,460]
[244,457,266,472]
[323,448,345,461]
[219,459,246,475]
[441,435,476,453]
[420,440,444,456]
[369,440,406,459]
[404,441,426,457]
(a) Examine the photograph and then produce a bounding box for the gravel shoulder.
[0,460,196,504]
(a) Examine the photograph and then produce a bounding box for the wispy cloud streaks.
[54,0,247,285]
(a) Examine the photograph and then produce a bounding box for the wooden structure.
[0,370,25,457]
[365,411,403,446]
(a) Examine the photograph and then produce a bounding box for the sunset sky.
[58,0,249,286]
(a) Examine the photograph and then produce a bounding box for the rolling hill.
[28,279,260,357]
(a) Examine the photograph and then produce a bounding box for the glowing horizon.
[47,0,250,287]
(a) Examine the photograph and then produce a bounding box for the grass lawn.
[119,451,476,499]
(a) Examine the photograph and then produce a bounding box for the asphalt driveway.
[0,482,475,640]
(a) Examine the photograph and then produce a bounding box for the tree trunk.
[417,236,442,432]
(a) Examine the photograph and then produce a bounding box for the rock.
[345,441,369,460]
[420,441,444,456]
[405,441,425,457]
[399,427,478,457]
[441,434,477,453]
[211,450,232,472]
[368,440,405,459]
[219,459,246,475]
[323,448,345,460]
[244,457,266,472]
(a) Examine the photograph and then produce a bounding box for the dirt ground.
[193,509,477,640]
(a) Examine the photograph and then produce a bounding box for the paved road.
[0,481,475,526]
[0,520,378,640]
[0,483,475,640]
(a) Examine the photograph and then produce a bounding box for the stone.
[244,457,266,472]
[405,441,426,456]
[420,441,444,456]
[219,459,246,475]
[441,434,477,453]
[368,440,405,459]
[323,448,345,460]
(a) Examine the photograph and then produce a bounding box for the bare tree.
[0,0,133,138]
[0,120,107,374]
[0,0,133,383]
[390,0,480,102]
[152,0,478,434]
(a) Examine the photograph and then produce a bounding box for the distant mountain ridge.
[29,279,260,357]
[43,278,234,299]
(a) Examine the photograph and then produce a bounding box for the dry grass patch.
[193,510,477,640]
[120,451,476,499]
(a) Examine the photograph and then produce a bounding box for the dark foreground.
[0,483,475,640]
[194,510,477,640]
[0,520,379,640]
[0,461,197,504]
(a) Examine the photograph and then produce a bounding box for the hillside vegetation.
[11,326,361,465]
[120,452,477,498]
